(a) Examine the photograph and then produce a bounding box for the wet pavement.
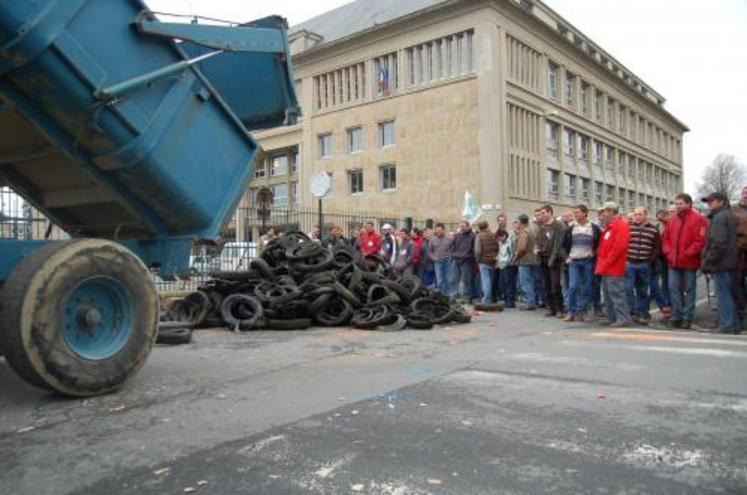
[1,301,746,494]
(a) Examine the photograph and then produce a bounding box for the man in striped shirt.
[625,206,662,325]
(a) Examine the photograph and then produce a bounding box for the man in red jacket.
[595,202,633,327]
[358,220,382,258]
[662,193,708,329]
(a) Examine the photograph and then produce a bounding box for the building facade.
[240,0,687,237]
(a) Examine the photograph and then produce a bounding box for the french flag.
[378,66,389,93]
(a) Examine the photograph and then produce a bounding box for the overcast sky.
[147,0,747,193]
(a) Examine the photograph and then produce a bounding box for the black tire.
[379,315,407,332]
[156,326,193,345]
[249,259,276,281]
[220,294,264,330]
[332,281,362,307]
[293,250,335,273]
[0,240,158,397]
[265,318,312,330]
[406,314,434,330]
[314,298,353,327]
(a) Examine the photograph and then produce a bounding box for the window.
[581,178,591,202]
[547,169,560,200]
[565,71,576,108]
[254,161,266,179]
[618,188,626,204]
[607,97,616,129]
[380,164,397,191]
[272,183,288,208]
[379,120,396,147]
[545,121,559,151]
[578,135,589,162]
[565,173,577,200]
[627,190,635,211]
[548,61,559,100]
[593,141,603,167]
[407,30,474,86]
[564,129,575,157]
[595,181,604,206]
[270,154,288,176]
[619,105,627,134]
[605,145,615,170]
[618,151,626,176]
[290,149,299,174]
[347,127,363,153]
[595,90,605,121]
[606,185,616,202]
[313,62,366,111]
[627,156,634,181]
[318,134,332,158]
[580,81,591,115]
[291,182,300,205]
[374,52,398,96]
[348,169,363,194]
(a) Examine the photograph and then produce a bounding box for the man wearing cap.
[449,220,477,301]
[662,193,707,330]
[381,223,397,265]
[702,192,740,333]
[595,202,633,327]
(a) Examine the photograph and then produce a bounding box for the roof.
[290,0,449,45]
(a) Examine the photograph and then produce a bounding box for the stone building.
[240,0,686,237]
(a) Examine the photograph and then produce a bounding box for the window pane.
[347,127,362,153]
[380,121,395,147]
[270,155,288,176]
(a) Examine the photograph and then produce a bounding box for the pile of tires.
[160,231,472,332]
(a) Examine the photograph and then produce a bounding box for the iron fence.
[1,188,460,293]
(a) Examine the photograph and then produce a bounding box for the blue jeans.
[650,259,670,309]
[434,261,450,295]
[625,262,652,318]
[533,265,546,305]
[712,271,739,332]
[479,264,494,303]
[592,273,602,312]
[518,265,537,307]
[450,259,475,300]
[668,269,697,322]
[562,265,570,311]
[423,269,436,288]
[499,265,518,307]
[568,258,593,315]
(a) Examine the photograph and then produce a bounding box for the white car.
[217,242,257,272]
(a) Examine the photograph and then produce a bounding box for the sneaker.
[576,314,586,322]
[545,311,557,317]
[681,320,692,330]
[594,308,606,318]
[632,316,649,326]
[563,314,575,322]
[556,313,566,319]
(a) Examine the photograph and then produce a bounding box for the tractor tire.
[0,240,158,397]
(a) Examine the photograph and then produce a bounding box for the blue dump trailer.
[0,1,298,396]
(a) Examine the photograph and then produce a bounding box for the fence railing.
[2,188,460,293]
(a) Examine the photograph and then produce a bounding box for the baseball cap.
[598,201,618,212]
[382,223,393,230]
[701,192,727,203]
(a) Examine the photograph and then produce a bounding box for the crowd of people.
[258,186,747,334]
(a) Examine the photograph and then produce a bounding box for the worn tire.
[0,240,158,397]
[265,318,312,330]
[220,294,264,330]
[156,326,193,345]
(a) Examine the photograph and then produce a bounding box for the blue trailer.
[0,1,298,396]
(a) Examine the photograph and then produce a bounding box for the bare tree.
[696,154,746,201]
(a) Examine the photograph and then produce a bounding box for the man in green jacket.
[537,205,567,317]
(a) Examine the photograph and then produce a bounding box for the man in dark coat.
[702,192,740,333]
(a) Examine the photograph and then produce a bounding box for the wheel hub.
[75,306,103,331]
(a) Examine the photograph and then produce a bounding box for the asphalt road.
[1,302,746,494]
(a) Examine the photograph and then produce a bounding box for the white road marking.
[599,344,747,358]
[592,332,747,347]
